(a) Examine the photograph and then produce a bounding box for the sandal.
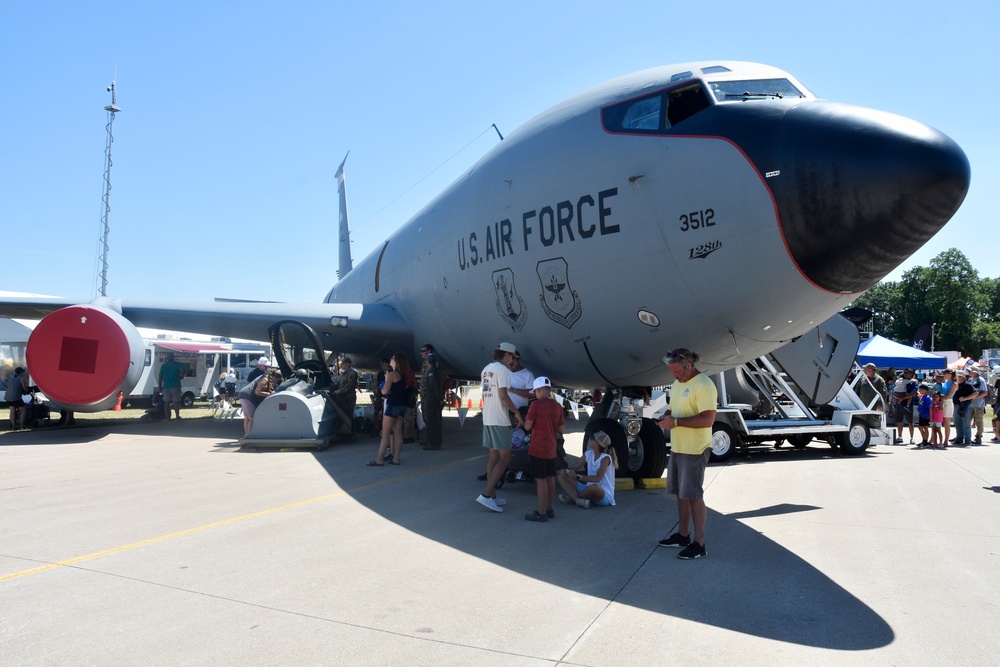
[387,460,400,465]
[366,460,384,467]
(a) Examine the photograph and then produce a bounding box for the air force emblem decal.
[493,268,527,332]
[537,257,582,329]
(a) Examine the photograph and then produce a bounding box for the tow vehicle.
[584,315,888,478]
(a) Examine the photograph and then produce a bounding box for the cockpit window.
[621,96,662,131]
[602,81,712,134]
[709,78,806,102]
[667,83,711,126]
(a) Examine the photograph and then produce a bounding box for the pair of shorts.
[384,404,406,419]
[162,387,182,407]
[529,455,557,478]
[931,421,942,428]
[575,482,613,506]
[242,400,258,419]
[666,449,711,500]
[918,416,930,427]
[226,384,236,398]
[942,399,954,418]
[482,425,513,450]
[893,402,912,424]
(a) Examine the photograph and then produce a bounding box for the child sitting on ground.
[522,376,564,522]
[557,430,618,509]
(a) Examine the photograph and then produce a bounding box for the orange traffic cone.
[479,397,484,409]
[114,391,123,411]
[468,398,473,408]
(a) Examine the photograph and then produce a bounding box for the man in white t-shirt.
[476,342,524,513]
[507,353,536,421]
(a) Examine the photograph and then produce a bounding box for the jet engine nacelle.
[26,303,146,412]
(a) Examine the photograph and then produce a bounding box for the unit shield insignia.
[493,268,527,332]
[536,257,582,329]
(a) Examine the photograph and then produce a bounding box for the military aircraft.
[1,61,969,472]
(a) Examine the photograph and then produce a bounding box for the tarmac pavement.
[1,412,998,665]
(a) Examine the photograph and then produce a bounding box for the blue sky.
[2,1,996,304]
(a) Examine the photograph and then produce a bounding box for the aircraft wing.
[0,295,410,366]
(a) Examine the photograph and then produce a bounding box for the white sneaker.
[492,496,507,506]
[576,498,591,509]
[476,494,503,512]
[558,493,573,505]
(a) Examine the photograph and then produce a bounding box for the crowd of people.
[865,364,999,448]
[359,340,716,560]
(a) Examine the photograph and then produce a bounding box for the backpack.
[987,379,997,405]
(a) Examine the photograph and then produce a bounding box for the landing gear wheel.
[636,418,667,478]
[710,422,737,462]
[838,419,871,455]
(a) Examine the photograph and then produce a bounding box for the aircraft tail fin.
[335,152,353,279]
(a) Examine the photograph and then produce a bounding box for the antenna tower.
[98,80,121,297]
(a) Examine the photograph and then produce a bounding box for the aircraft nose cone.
[769,102,970,294]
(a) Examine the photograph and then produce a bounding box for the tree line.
[850,248,1000,356]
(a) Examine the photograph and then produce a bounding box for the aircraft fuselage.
[326,61,969,388]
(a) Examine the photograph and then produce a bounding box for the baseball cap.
[497,342,518,355]
[863,362,877,371]
[592,431,611,448]
[532,376,551,390]
[257,357,270,366]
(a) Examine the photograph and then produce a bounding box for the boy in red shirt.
[523,376,565,522]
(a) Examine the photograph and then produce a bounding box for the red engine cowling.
[26,304,146,412]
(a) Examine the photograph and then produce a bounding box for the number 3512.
[680,208,715,231]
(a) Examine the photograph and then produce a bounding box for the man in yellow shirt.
[656,348,717,560]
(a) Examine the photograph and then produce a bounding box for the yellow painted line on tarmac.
[0,454,483,584]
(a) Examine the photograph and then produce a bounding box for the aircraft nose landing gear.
[585,390,667,480]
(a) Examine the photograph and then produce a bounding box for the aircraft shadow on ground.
[721,442,889,465]
[5,417,893,649]
[0,427,111,445]
[306,423,894,651]
[0,418,245,446]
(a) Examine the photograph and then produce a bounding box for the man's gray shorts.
[162,387,182,407]
[893,402,913,425]
[666,449,711,500]
[482,425,513,450]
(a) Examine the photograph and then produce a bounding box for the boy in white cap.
[523,376,564,522]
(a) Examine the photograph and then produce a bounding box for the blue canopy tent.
[856,335,946,370]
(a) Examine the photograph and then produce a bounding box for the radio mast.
[98,79,121,297]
